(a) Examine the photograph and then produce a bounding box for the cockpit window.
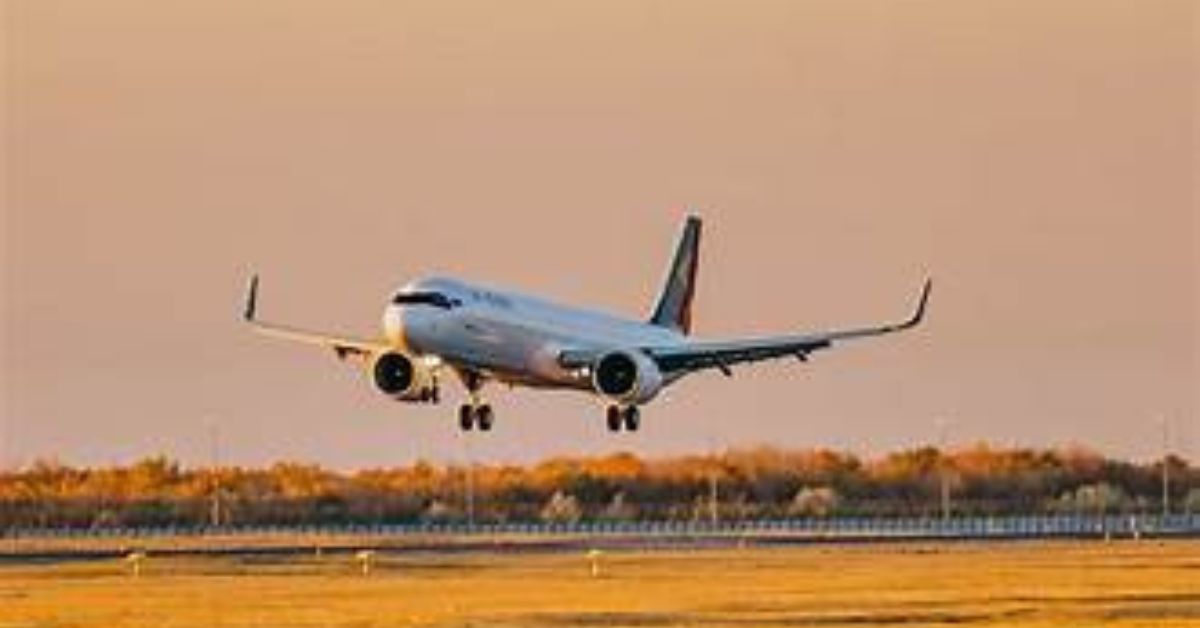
[392,291,460,309]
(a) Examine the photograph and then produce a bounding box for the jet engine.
[591,350,663,404]
[370,351,438,403]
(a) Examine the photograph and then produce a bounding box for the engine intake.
[370,351,437,402]
[592,350,663,404]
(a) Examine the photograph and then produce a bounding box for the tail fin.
[649,215,702,334]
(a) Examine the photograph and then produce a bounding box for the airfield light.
[355,550,377,576]
[124,551,147,577]
[587,548,604,578]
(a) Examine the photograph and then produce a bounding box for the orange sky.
[3,1,1196,468]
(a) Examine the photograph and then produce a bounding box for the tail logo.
[649,215,702,335]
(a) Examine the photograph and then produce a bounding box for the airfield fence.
[4,513,1200,545]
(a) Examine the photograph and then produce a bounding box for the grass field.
[1,540,1198,627]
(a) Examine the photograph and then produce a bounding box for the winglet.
[244,274,260,322]
[903,278,932,329]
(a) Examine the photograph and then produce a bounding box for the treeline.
[0,445,1196,529]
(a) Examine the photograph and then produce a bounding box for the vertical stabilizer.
[649,215,702,334]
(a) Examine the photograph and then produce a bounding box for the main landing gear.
[458,402,494,432]
[606,405,640,432]
[457,369,493,432]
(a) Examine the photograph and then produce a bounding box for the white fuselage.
[384,277,684,390]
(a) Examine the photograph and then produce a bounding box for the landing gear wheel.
[622,406,640,432]
[475,405,494,431]
[606,406,622,432]
[458,404,474,431]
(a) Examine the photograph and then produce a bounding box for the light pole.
[0,409,7,472]
[206,419,223,527]
[937,418,952,522]
[461,433,476,532]
[1159,417,1170,520]
[706,436,719,526]
[708,469,719,526]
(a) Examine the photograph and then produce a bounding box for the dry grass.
[1,540,1198,627]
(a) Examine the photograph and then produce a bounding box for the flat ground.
[1,540,1198,627]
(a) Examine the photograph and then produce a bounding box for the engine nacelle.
[370,351,438,403]
[591,350,663,405]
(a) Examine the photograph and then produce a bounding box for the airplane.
[243,215,930,433]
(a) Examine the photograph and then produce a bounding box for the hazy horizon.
[4,1,1197,469]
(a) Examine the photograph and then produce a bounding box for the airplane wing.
[642,279,931,377]
[242,275,389,360]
